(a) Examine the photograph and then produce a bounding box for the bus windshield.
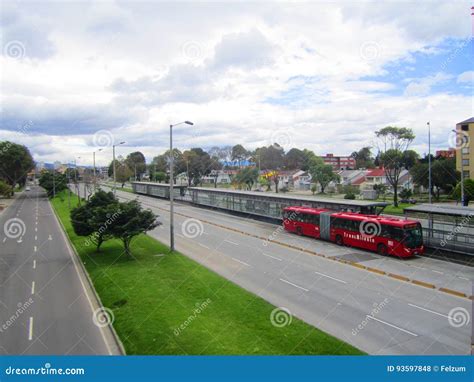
[403,224,423,248]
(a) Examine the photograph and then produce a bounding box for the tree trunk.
[393,186,398,207]
[123,238,132,257]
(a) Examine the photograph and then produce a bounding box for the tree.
[375,126,415,207]
[256,144,285,193]
[114,160,133,187]
[0,141,35,194]
[107,200,159,257]
[183,148,220,186]
[231,144,249,167]
[309,157,340,194]
[154,171,166,183]
[38,171,68,197]
[0,180,12,198]
[125,151,147,181]
[452,179,474,205]
[373,183,388,201]
[410,158,459,200]
[284,148,306,170]
[234,167,259,190]
[351,147,375,169]
[432,159,459,200]
[70,190,119,252]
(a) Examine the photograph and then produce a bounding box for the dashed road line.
[33,260,36,269]
[28,317,33,340]
[224,239,239,246]
[31,281,35,295]
[231,257,250,267]
[314,271,347,284]
[261,253,282,261]
[279,278,309,292]
[366,315,418,337]
[198,243,210,249]
[407,303,450,319]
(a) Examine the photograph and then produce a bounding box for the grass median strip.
[51,191,363,355]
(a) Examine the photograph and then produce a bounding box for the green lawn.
[382,203,409,216]
[51,191,363,355]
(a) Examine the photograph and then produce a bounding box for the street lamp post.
[169,120,194,252]
[93,148,102,191]
[112,142,126,195]
[452,129,465,206]
[74,157,81,205]
[427,122,432,204]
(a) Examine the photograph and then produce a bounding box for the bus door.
[319,212,331,241]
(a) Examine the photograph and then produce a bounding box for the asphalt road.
[0,186,120,355]
[99,185,472,355]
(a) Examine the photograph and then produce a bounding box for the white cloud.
[0,1,471,165]
[457,71,474,84]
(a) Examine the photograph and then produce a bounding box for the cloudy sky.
[1,0,473,166]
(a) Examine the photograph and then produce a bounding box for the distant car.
[25,187,31,191]
[400,198,417,204]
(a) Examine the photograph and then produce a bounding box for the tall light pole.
[452,129,465,206]
[93,148,102,191]
[427,122,432,204]
[112,141,126,195]
[169,120,194,252]
[74,156,81,205]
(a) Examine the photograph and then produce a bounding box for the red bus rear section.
[282,206,424,258]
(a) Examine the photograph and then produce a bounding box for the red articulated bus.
[282,206,424,258]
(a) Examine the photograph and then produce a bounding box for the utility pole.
[169,121,193,252]
[427,122,432,204]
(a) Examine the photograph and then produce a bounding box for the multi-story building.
[455,117,474,180]
[321,153,356,171]
[436,148,456,159]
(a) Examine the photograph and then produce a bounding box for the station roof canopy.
[190,187,389,208]
[404,204,474,217]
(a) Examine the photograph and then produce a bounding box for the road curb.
[50,199,126,355]
[172,210,473,301]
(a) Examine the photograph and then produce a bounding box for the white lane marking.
[198,243,210,249]
[431,270,443,275]
[28,317,33,340]
[176,233,184,239]
[33,260,36,269]
[407,303,450,319]
[34,246,37,252]
[48,235,52,241]
[34,235,37,241]
[2,238,6,243]
[410,265,426,271]
[224,239,239,246]
[458,276,470,281]
[31,281,35,295]
[35,227,37,232]
[279,278,309,292]
[314,271,347,284]
[261,253,282,261]
[366,315,418,337]
[231,257,250,267]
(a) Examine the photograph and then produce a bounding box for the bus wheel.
[377,244,388,256]
[296,227,303,236]
[335,235,343,246]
